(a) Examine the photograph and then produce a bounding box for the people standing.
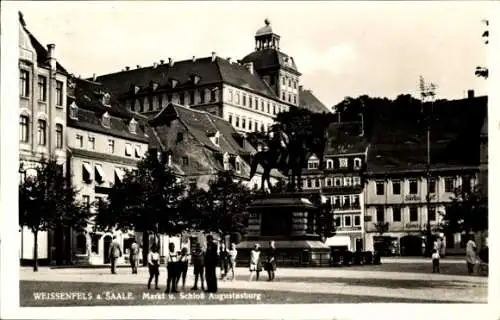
[265,241,277,281]
[228,243,238,281]
[219,242,229,280]
[165,243,179,293]
[147,245,160,290]
[249,244,262,281]
[204,235,218,293]
[130,239,140,274]
[177,247,189,290]
[191,244,205,291]
[466,235,478,275]
[431,249,440,273]
[108,236,122,274]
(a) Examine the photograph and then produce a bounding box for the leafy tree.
[475,19,489,79]
[19,157,89,271]
[94,151,187,265]
[443,185,487,235]
[183,171,253,244]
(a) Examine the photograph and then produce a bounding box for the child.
[147,245,160,290]
[165,243,179,293]
[219,242,229,280]
[249,244,262,281]
[432,249,440,273]
[228,243,238,281]
[177,247,189,290]
[191,244,205,291]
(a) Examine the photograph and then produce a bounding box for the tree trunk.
[142,230,149,267]
[33,229,38,272]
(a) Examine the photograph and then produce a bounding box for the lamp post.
[419,76,437,256]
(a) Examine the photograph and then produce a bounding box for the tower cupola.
[255,19,280,51]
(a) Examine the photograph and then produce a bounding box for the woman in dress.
[265,241,277,281]
[249,244,262,281]
[228,243,238,281]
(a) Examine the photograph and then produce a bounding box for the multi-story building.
[94,19,326,135]
[66,77,150,265]
[18,13,69,264]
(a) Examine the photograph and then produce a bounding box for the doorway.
[103,235,112,264]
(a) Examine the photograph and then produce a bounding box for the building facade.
[18,13,69,264]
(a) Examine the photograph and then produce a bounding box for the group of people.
[248,242,277,282]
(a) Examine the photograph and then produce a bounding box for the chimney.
[168,57,174,67]
[244,62,254,75]
[227,57,232,63]
[92,73,96,82]
[467,89,475,99]
[192,56,196,62]
[47,44,56,71]
[136,65,141,69]
[125,66,130,71]
[299,85,303,92]
[211,51,216,62]
[160,59,165,65]
[153,62,158,69]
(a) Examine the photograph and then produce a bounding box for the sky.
[13,1,491,108]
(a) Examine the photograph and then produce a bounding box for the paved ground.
[20,260,487,306]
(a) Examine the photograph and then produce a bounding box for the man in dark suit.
[204,235,218,293]
[109,236,122,274]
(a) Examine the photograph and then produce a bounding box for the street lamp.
[419,76,437,256]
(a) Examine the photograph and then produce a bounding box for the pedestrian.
[165,242,179,293]
[130,239,140,274]
[228,243,238,281]
[191,243,205,291]
[466,235,478,275]
[147,245,160,290]
[204,235,218,293]
[431,249,440,273]
[219,242,229,280]
[177,247,189,290]
[249,244,262,281]
[108,235,122,274]
[265,241,277,281]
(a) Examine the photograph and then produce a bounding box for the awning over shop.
[325,236,350,247]
[95,164,105,183]
[114,168,125,182]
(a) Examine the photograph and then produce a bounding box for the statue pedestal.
[237,192,330,266]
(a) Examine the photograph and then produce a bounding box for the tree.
[94,151,187,265]
[19,157,89,271]
[475,19,489,79]
[443,185,487,236]
[183,171,253,245]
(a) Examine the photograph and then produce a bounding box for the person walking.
[204,235,218,293]
[265,241,277,281]
[219,242,229,280]
[177,247,189,290]
[228,243,238,281]
[130,239,140,274]
[147,245,160,290]
[466,235,478,275]
[191,244,205,291]
[249,244,262,281]
[431,249,440,273]
[165,243,179,293]
[108,236,122,274]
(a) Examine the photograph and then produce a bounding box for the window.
[293,95,297,104]
[135,145,142,158]
[235,93,240,104]
[344,177,352,186]
[334,217,341,227]
[325,178,333,187]
[352,195,360,206]
[82,195,90,211]
[242,94,246,106]
[308,161,319,169]
[408,207,418,221]
[326,160,333,169]
[182,156,189,165]
[409,179,418,194]
[235,160,241,172]
[392,180,401,195]
[108,140,115,153]
[353,176,361,186]
[248,120,253,131]
[334,177,342,187]
[69,102,78,119]
[102,93,111,106]
[376,181,384,195]
[461,176,471,192]
[38,75,47,101]
[20,70,29,97]
[88,137,95,150]
[428,178,436,194]
[254,121,258,132]
[242,118,246,129]
[339,158,348,168]
[102,112,110,128]
[344,215,352,227]
[129,119,137,134]
[56,80,64,106]
[125,143,132,156]
[235,116,240,128]
[19,116,29,142]
[343,195,351,207]
[37,120,46,145]
[228,114,233,124]
[249,97,253,108]
[444,178,454,193]
[288,79,292,87]
[392,207,401,222]
[179,92,185,105]
[306,179,311,188]
[76,234,87,254]
[76,134,83,148]
[55,124,63,149]
[229,90,233,102]
[210,88,217,102]
[273,104,276,115]
[200,90,205,104]
[282,92,286,100]
[177,132,184,142]
[428,207,436,221]
[260,100,264,111]
[354,158,362,169]
[91,233,100,254]
[311,179,317,188]
[293,80,297,89]
[189,91,195,105]
[354,215,361,226]
[267,103,270,114]
[260,123,265,132]
[376,207,384,222]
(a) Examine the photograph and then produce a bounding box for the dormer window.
[223,153,230,171]
[151,81,159,91]
[101,112,110,128]
[326,159,334,169]
[210,131,221,146]
[129,118,137,134]
[191,74,200,85]
[339,158,348,168]
[133,86,140,94]
[102,93,111,106]
[170,79,178,88]
[69,102,79,120]
[354,158,362,169]
[307,155,320,170]
[235,157,241,173]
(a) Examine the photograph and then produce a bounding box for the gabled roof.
[95,56,281,101]
[299,88,331,114]
[241,48,300,75]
